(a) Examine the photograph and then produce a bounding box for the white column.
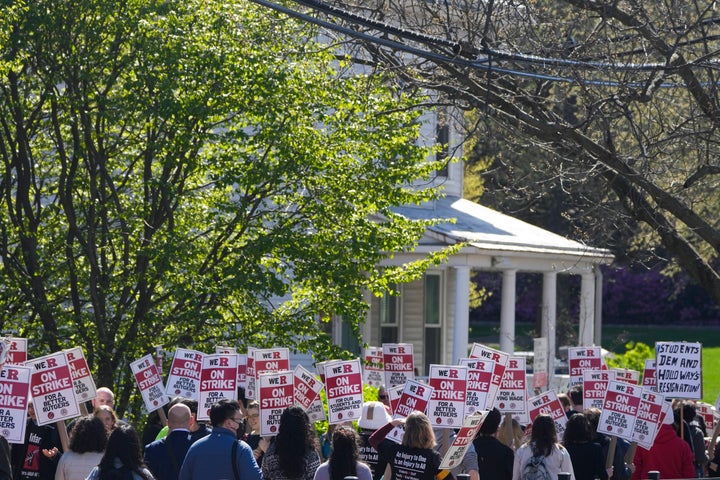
[578,271,596,346]
[452,266,471,363]
[499,269,517,353]
[542,271,557,378]
[594,266,603,346]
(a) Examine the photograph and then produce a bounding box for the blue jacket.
[178,427,261,480]
[144,429,194,480]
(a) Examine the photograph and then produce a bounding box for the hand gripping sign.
[597,380,642,442]
[165,348,204,400]
[469,343,509,410]
[655,341,702,399]
[568,346,603,387]
[293,365,323,411]
[528,390,568,438]
[325,358,364,424]
[259,370,294,436]
[382,343,415,388]
[131,354,169,414]
[459,358,494,416]
[65,347,97,404]
[29,352,81,425]
[198,353,237,421]
[0,364,31,443]
[440,412,488,470]
[427,365,467,427]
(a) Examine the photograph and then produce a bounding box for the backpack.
[523,453,552,480]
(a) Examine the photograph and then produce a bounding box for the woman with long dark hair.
[85,424,154,480]
[56,415,107,480]
[512,414,575,480]
[313,426,372,480]
[261,406,320,480]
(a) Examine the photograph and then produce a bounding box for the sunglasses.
[378,395,388,399]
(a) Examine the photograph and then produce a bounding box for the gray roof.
[393,197,612,261]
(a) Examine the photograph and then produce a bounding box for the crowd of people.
[2,385,716,480]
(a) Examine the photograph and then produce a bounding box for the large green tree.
[0,0,450,415]
[301,0,720,309]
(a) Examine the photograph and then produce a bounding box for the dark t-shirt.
[359,432,385,480]
[376,440,441,480]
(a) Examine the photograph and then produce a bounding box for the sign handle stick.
[158,407,168,427]
[153,346,168,427]
[79,402,88,416]
[442,429,450,456]
[56,420,69,453]
[605,435,617,469]
[624,442,637,464]
[708,418,720,460]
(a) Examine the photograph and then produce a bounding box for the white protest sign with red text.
[632,388,665,450]
[198,354,237,421]
[388,385,403,416]
[165,348,203,400]
[496,357,528,422]
[583,370,615,411]
[254,348,290,380]
[655,341,702,399]
[245,347,256,399]
[697,403,717,432]
[65,347,97,404]
[237,353,247,389]
[325,359,364,424]
[306,395,327,423]
[293,365,323,411]
[642,359,656,391]
[533,337,548,389]
[394,379,434,419]
[440,412,488,470]
[528,390,568,437]
[0,365,31,443]
[29,352,81,425]
[130,354,168,415]
[259,370,294,436]
[363,346,384,388]
[612,368,640,385]
[469,343,509,410]
[597,381,642,442]
[428,365,467,427]
[6,338,27,365]
[383,343,415,388]
[459,358,494,416]
[568,346,603,386]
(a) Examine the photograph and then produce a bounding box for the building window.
[340,320,361,355]
[424,273,443,373]
[380,284,399,344]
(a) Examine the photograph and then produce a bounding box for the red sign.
[382,343,414,388]
[198,354,237,421]
[568,346,603,386]
[131,354,168,414]
[469,343,509,410]
[30,352,81,425]
[259,370,294,436]
[427,365,467,426]
[65,347,97,402]
[597,381,642,442]
[325,359,363,424]
[0,365,31,443]
[394,379,434,419]
[293,365,323,411]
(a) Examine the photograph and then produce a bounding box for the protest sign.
[306,395,326,422]
[315,359,339,385]
[388,384,403,416]
[697,402,717,432]
[258,370,294,436]
[293,365,323,411]
[528,390,568,437]
[656,341,702,399]
[568,346,603,386]
[0,364,31,443]
[65,347,97,403]
[597,381,642,442]
[533,337,548,389]
[632,388,665,450]
[130,354,168,415]
[29,352,81,425]
[237,353,247,389]
[612,368,640,385]
[427,365,467,427]
[215,345,236,354]
[496,357,528,423]
[440,412,488,470]
[459,358,494,416]
[469,343,509,410]
[245,346,256,399]
[583,370,615,411]
[165,348,203,400]
[383,343,415,387]
[0,339,10,370]
[394,379,434,419]
[642,359,656,390]
[198,354,237,421]
[6,338,27,365]
[363,346,384,388]
[325,359,364,424]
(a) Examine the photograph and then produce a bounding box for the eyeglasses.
[248,413,259,418]
[229,416,244,426]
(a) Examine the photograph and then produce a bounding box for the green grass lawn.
[469,323,720,404]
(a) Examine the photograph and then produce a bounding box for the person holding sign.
[10,401,63,480]
[369,411,443,480]
[261,406,321,480]
[512,414,575,480]
[631,404,695,480]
